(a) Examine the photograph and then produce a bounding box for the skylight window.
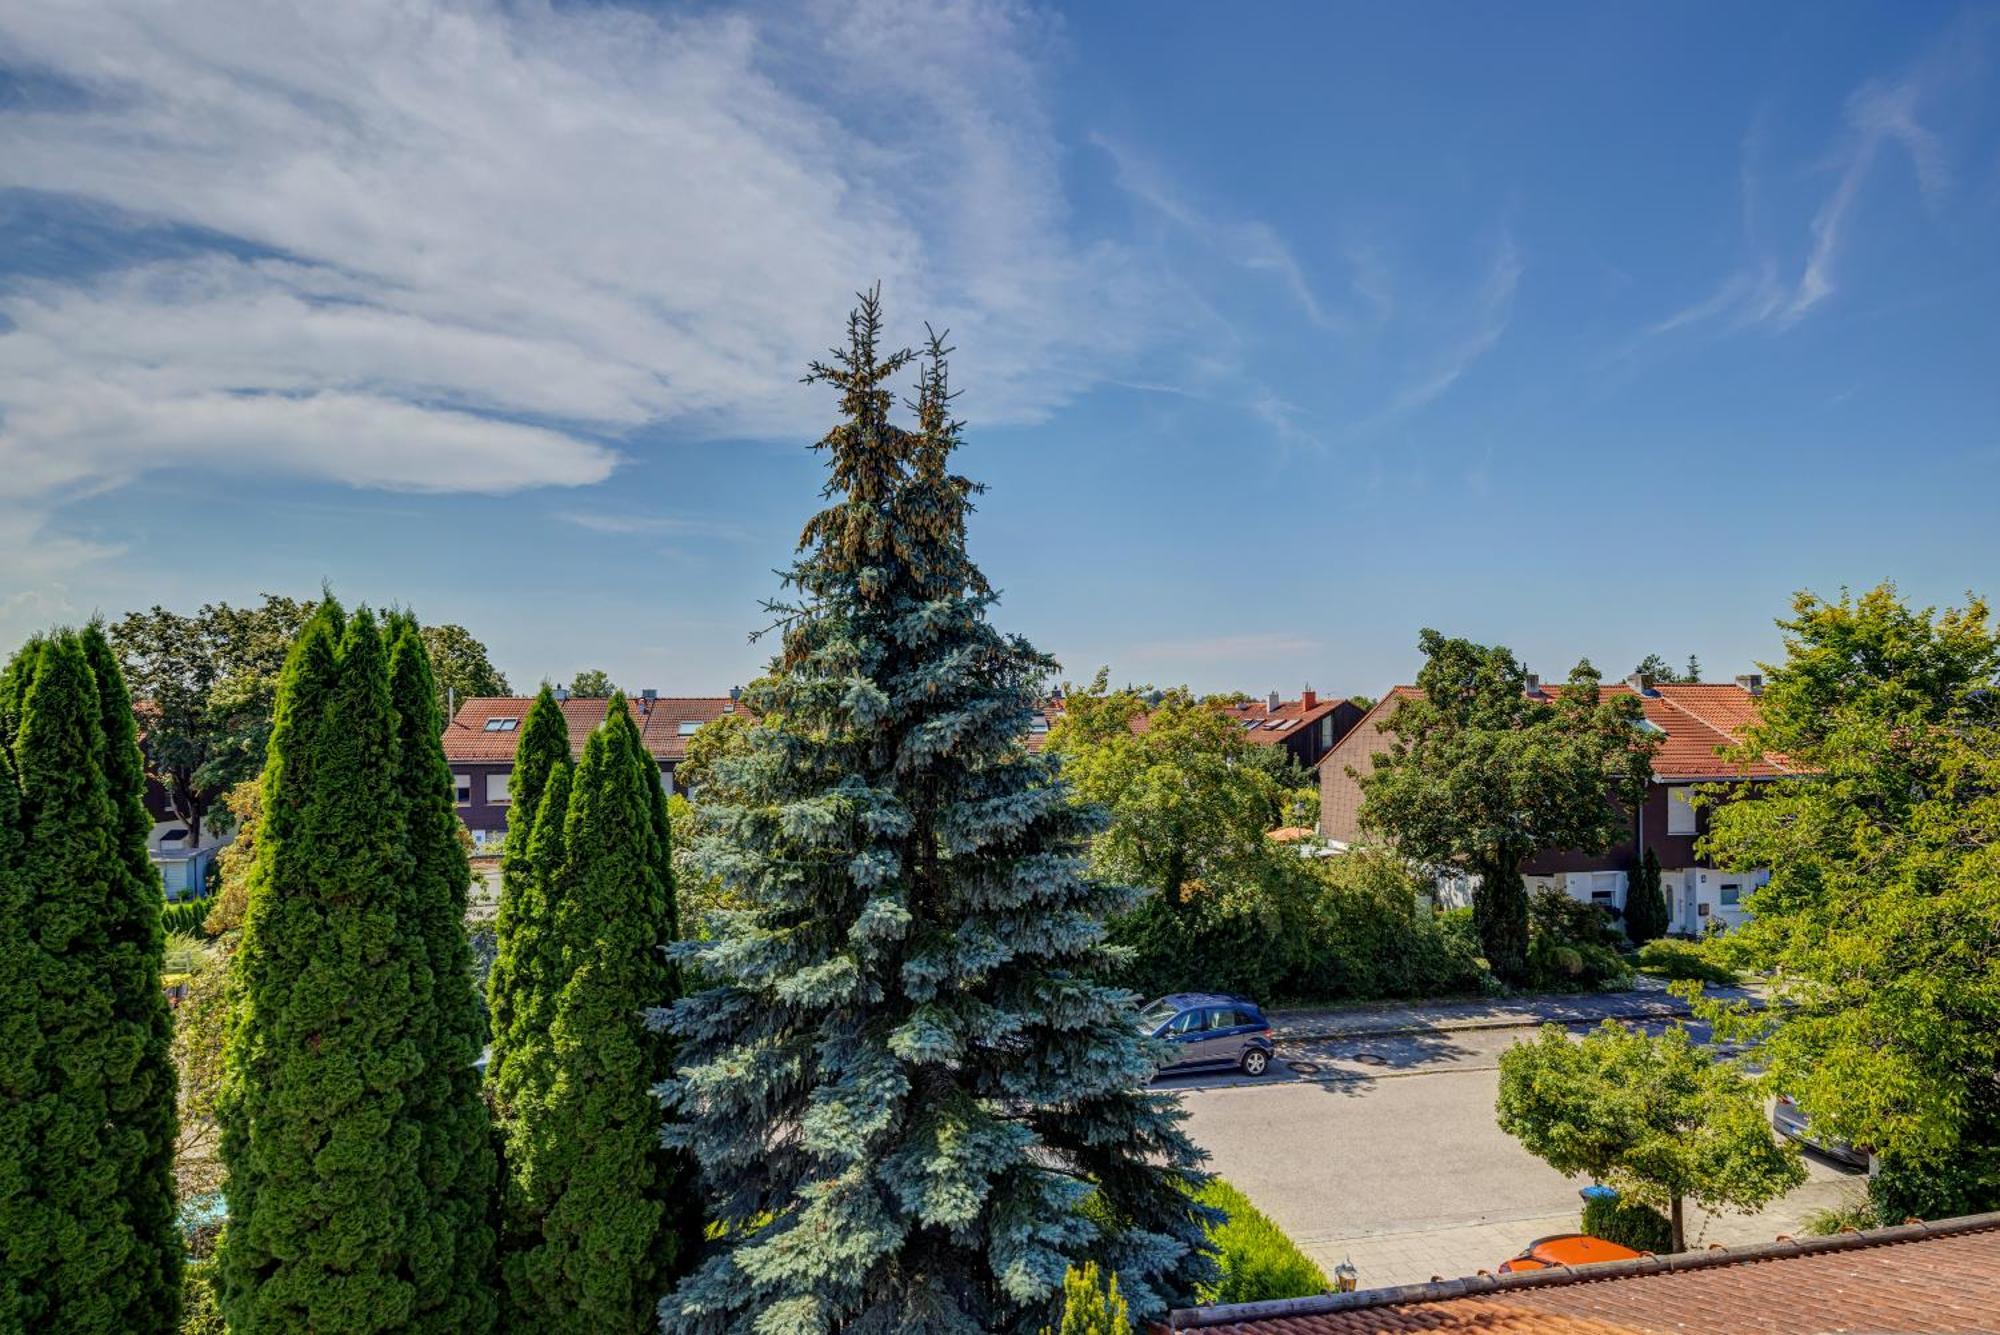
[1636,718,1666,735]
[677,720,701,736]
[1029,716,1049,734]
[483,717,519,732]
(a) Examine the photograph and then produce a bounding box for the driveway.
[1167,1010,1865,1292]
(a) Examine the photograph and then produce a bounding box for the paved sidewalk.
[1268,978,1763,1044]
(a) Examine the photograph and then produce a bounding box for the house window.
[486,773,510,804]
[1029,715,1049,734]
[1320,716,1333,748]
[483,717,519,732]
[677,720,701,737]
[1666,786,1698,836]
[453,774,471,805]
[1719,883,1741,906]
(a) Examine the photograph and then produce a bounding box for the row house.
[1318,672,1790,935]
[443,690,746,844]
[1033,688,1365,770]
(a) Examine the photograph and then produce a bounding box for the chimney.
[1268,689,1282,713]
[1524,673,1542,697]
[1301,687,1318,711]
[553,687,571,702]
[640,687,657,717]
[1625,672,1657,697]
[1735,673,1763,696]
[725,684,741,713]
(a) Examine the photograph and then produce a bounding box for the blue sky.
[2,2,1996,697]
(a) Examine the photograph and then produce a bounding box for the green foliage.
[1109,848,1488,1004]
[1635,938,1738,986]
[1049,672,1289,912]
[486,685,573,1080]
[162,898,215,936]
[1633,653,1701,685]
[1497,1021,1804,1251]
[1358,633,1655,984]
[1695,584,2000,1219]
[660,298,1215,1330]
[180,1254,227,1335]
[1525,889,1630,993]
[1043,1262,1132,1335]
[1800,1199,1879,1236]
[673,708,752,798]
[1625,847,1669,944]
[217,601,497,1334]
[495,695,697,1332]
[1580,1194,1673,1253]
[2,627,182,1333]
[420,622,511,717]
[566,668,616,698]
[1193,1178,1328,1305]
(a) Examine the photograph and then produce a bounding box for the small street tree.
[1497,1022,1804,1251]
[1625,847,1669,944]
[658,296,1214,1329]
[1358,633,1654,984]
[0,627,181,1333]
[496,696,697,1332]
[1698,584,2000,1219]
[218,601,496,1334]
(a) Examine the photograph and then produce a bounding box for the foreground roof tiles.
[1161,1214,2000,1334]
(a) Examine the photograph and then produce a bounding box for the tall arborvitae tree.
[218,601,492,1334]
[0,630,180,1332]
[387,615,499,1332]
[1625,847,1669,944]
[485,685,570,1059]
[499,696,694,1332]
[658,297,1214,1331]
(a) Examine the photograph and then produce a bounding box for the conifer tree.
[218,602,489,1334]
[485,684,570,1057]
[499,696,695,1332]
[1625,848,1668,944]
[658,295,1214,1331]
[387,614,500,1332]
[1,630,180,1332]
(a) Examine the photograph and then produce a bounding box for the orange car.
[1497,1234,1645,1273]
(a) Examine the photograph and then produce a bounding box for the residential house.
[443,690,747,843]
[1318,673,1788,935]
[1031,688,1364,769]
[1154,1212,2000,1334]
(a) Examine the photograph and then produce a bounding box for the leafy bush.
[1194,1178,1328,1304]
[1580,1193,1673,1253]
[1635,938,1738,986]
[1044,1261,1131,1334]
[1110,849,1489,1005]
[1801,1199,1879,1235]
[1525,889,1631,993]
[180,1253,225,1335]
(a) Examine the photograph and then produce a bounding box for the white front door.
[1680,879,1697,934]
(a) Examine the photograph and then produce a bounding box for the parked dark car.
[1772,1094,1870,1170]
[1138,993,1276,1077]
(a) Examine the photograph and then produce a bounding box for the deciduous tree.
[658,298,1214,1329]
[567,668,616,698]
[1358,633,1654,984]
[1698,584,2000,1218]
[1497,1021,1803,1251]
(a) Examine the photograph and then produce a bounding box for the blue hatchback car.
[1139,993,1277,1077]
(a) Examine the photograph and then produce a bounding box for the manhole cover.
[1349,1052,1388,1067]
[1285,1060,1321,1075]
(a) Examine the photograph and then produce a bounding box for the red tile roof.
[1362,682,1788,782]
[442,695,748,765]
[1159,1213,2000,1334]
[1215,695,1350,749]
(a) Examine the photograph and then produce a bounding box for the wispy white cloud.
[556,510,753,541]
[1368,232,1522,423]
[0,0,1146,573]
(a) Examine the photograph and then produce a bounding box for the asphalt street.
[1165,1019,1867,1292]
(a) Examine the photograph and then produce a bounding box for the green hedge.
[161,898,214,937]
[1194,1178,1328,1305]
[1634,938,1739,986]
[1580,1194,1673,1254]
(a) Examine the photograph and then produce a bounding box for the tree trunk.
[1473,856,1530,986]
[1670,1194,1685,1254]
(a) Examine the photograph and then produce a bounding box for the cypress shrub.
[1625,848,1669,944]
[484,685,569,1075]
[2,630,181,1332]
[1046,1262,1132,1334]
[387,615,499,1332]
[498,697,695,1332]
[218,602,491,1333]
[1194,1178,1329,1305]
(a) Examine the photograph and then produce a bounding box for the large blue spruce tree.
[657,294,1214,1332]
